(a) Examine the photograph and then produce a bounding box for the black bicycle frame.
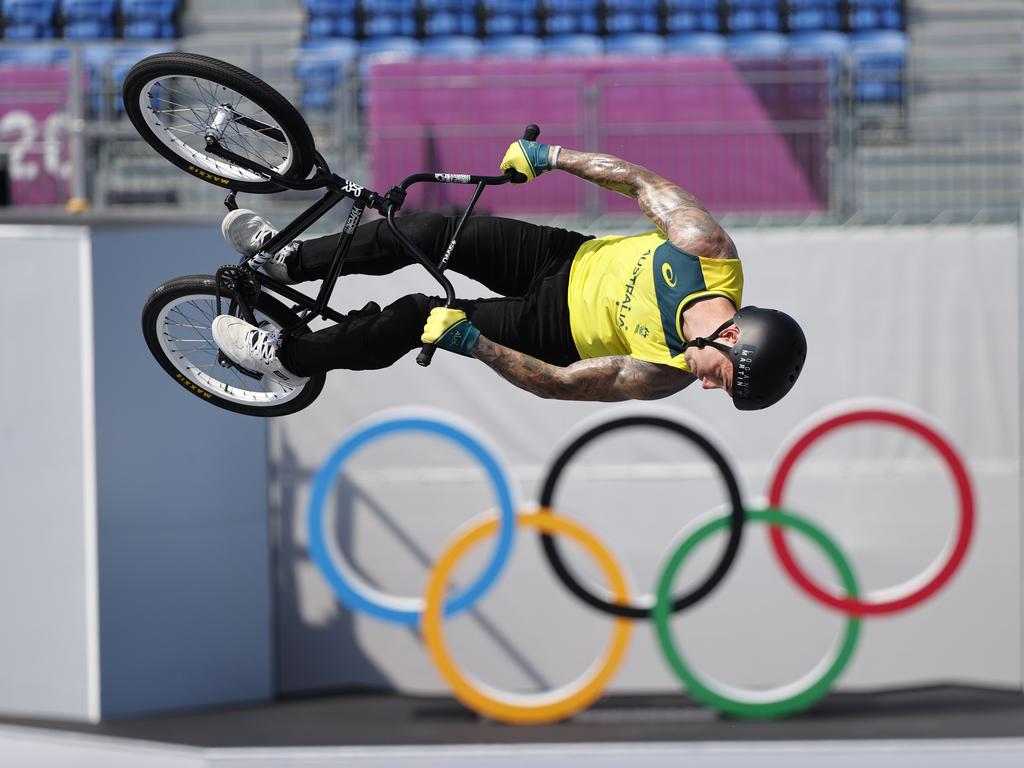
[206,125,537,366]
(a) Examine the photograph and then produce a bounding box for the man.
[212,139,806,409]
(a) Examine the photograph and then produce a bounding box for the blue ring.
[307,415,517,626]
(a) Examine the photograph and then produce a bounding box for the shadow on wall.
[272,438,392,693]
[272,437,555,695]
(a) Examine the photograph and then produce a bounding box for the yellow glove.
[421,307,481,356]
[500,139,552,182]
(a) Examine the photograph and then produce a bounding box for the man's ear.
[719,324,741,344]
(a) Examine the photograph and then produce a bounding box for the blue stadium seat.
[605,32,666,56]
[304,0,358,37]
[603,0,659,34]
[61,0,116,37]
[304,0,355,12]
[482,34,543,58]
[361,0,417,38]
[665,31,727,56]
[297,39,359,84]
[725,31,787,57]
[544,33,603,57]
[123,19,177,38]
[3,22,54,36]
[64,20,116,37]
[725,0,781,33]
[481,34,544,58]
[297,40,358,110]
[81,42,116,114]
[664,0,720,33]
[420,35,482,59]
[481,0,539,36]
[421,0,477,36]
[112,45,174,112]
[848,0,903,31]
[787,30,849,61]
[121,0,179,37]
[785,0,841,32]
[542,0,600,36]
[306,14,358,38]
[850,29,906,102]
[2,0,57,37]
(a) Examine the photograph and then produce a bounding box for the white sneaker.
[221,208,300,284]
[211,315,309,387]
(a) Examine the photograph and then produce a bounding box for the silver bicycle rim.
[138,74,295,183]
[156,293,306,407]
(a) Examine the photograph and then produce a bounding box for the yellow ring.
[421,511,633,725]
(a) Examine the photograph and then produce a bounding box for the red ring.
[767,408,974,616]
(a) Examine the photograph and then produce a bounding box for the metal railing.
[0,42,1021,226]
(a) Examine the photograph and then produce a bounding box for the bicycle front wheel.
[123,52,316,193]
[142,275,325,417]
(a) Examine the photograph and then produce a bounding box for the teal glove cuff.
[519,140,551,176]
[435,318,481,357]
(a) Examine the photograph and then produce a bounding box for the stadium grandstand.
[3,3,1024,767]
[0,0,1018,224]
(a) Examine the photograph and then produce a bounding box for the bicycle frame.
[207,140,521,344]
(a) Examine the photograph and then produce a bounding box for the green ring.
[653,508,861,719]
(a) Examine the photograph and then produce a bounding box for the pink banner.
[366,57,828,216]
[0,67,72,206]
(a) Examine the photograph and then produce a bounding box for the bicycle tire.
[141,274,325,417]
[123,52,316,194]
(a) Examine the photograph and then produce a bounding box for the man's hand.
[421,307,481,356]
[500,140,551,182]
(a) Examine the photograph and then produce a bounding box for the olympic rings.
[538,413,746,618]
[422,511,633,725]
[307,410,518,626]
[654,508,861,719]
[308,401,975,722]
[767,401,975,616]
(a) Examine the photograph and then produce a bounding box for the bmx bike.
[124,52,533,417]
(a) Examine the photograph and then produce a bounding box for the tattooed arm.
[552,147,737,260]
[472,336,693,401]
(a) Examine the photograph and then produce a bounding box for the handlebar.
[415,124,540,367]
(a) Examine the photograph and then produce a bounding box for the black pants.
[279,213,592,376]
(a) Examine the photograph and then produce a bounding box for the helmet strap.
[682,317,737,355]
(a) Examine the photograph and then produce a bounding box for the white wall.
[271,224,1021,696]
[0,226,98,720]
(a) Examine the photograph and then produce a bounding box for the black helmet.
[683,306,807,411]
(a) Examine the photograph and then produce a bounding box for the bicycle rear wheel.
[142,275,325,417]
[123,52,316,194]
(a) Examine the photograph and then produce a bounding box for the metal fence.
[0,41,1021,226]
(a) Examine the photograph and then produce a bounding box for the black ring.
[538,415,746,619]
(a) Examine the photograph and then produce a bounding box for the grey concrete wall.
[0,226,98,720]
[270,224,1021,696]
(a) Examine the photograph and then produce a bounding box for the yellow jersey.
[566,231,743,372]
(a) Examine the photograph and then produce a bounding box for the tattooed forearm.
[553,147,736,259]
[472,337,692,402]
[555,148,704,209]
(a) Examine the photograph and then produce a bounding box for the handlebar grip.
[417,342,437,367]
[522,125,540,141]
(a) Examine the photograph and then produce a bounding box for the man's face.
[685,345,734,394]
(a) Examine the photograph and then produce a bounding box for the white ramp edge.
[2,725,1024,768]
